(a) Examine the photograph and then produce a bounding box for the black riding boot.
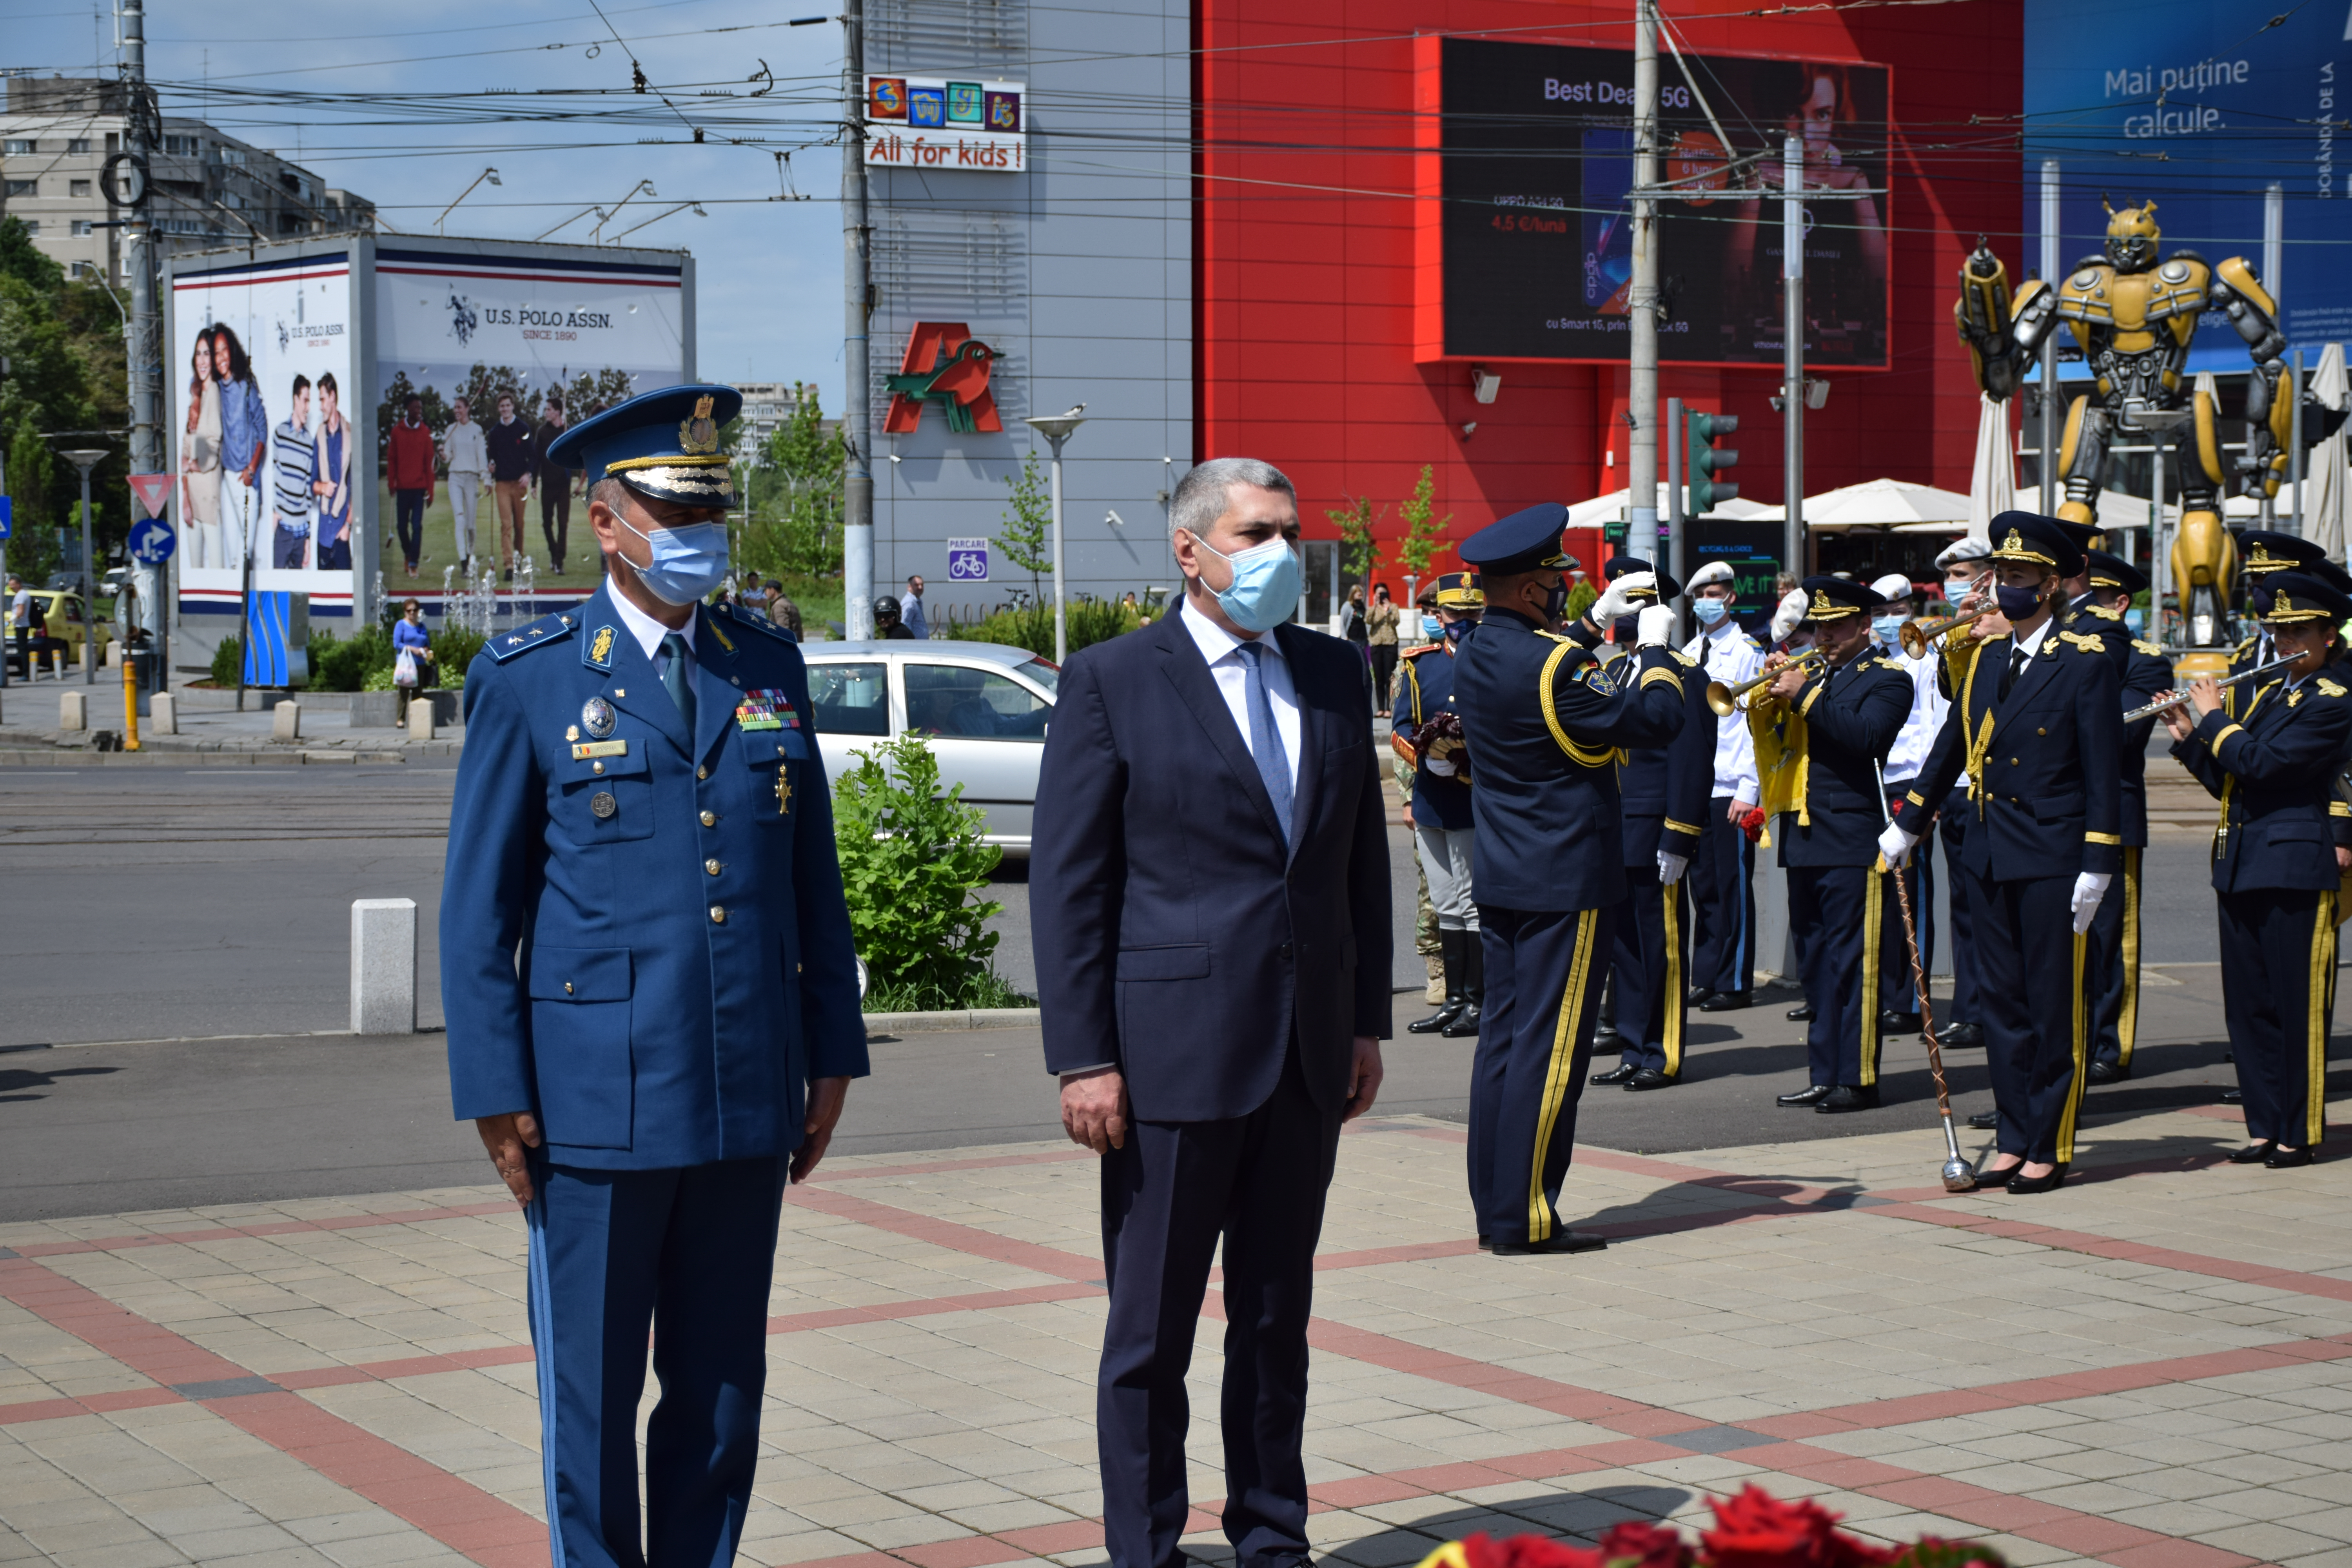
[1442,929,1485,1036]
[1409,929,1467,1034]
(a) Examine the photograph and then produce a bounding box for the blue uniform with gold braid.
[2170,570,2352,1158]
[443,385,867,1568]
[2082,552,2172,1080]
[1451,506,1685,1252]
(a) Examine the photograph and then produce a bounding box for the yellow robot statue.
[1953,200,2314,648]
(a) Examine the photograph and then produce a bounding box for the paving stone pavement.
[8,1102,2352,1568]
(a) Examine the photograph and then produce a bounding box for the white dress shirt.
[608,583,700,690]
[1882,638,1949,785]
[1685,618,1762,804]
[1180,595,1301,789]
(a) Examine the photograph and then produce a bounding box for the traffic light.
[1687,410,1740,515]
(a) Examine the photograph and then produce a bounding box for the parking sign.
[946,537,989,583]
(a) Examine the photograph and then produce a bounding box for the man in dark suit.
[1031,456,1392,1568]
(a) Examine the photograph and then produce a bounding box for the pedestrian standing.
[387,394,436,577]
[1366,583,1400,707]
[1680,561,1762,1013]
[443,397,488,570]
[8,575,32,678]
[900,573,929,637]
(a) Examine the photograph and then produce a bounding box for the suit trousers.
[1788,865,1885,1089]
[1963,867,2088,1165]
[1687,797,1755,996]
[1607,873,1688,1076]
[524,1155,788,1568]
[2092,848,2144,1070]
[1469,904,1613,1246]
[2218,886,2338,1149]
[1098,1047,1341,1568]
[1939,796,1982,1025]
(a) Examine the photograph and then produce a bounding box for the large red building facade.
[1196,0,2026,580]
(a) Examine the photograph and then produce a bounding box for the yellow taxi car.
[5,589,94,675]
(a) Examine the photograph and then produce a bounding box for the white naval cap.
[1687,560,1737,591]
[1769,587,1809,642]
[1934,537,1993,572]
[1869,572,1917,604]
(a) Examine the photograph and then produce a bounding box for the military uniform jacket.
[1392,643,1473,831]
[2063,596,2134,680]
[1759,650,1912,868]
[2171,663,2352,893]
[1452,610,1687,913]
[2119,639,2173,847]
[1895,626,2123,881]
[1607,646,1713,867]
[441,585,870,1169]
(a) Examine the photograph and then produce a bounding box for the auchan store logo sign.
[866,76,1026,172]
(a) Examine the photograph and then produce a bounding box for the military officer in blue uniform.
[2083,551,2175,1084]
[1396,572,1485,1037]
[1884,511,2121,1193]
[1452,506,1685,1253]
[2228,532,2335,681]
[441,384,868,1568]
[1744,577,1912,1113]
[1588,559,1713,1090]
[2161,569,2352,1167]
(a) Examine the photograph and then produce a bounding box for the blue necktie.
[1235,641,1293,845]
[659,631,696,733]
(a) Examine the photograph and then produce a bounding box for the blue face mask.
[1421,614,1443,639]
[1443,615,1474,644]
[619,514,730,606]
[1192,534,1303,633]
[1692,596,1729,626]
[1996,582,2043,622]
[1872,615,1905,644]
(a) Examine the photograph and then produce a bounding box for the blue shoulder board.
[715,602,801,645]
[486,610,580,663]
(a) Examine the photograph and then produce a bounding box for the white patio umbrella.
[2306,341,2348,562]
[1967,394,2015,539]
[1746,477,1975,528]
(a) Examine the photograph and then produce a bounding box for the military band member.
[1591,559,1714,1089]
[1932,539,1993,1051]
[1401,580,1446,1005]
[442,385,869,1567]
[2229,531,2335,679]
[2160,569,2352,1167]
[1454,505,1685,1253]
[1681,561,1764,1013]
[2085,551,2174,1083]
[1747,578,1912,1111]
[1883,511,2122,1192]
[1763,585,1828,1026]
[1870,572,1946,1035]
[1396,572,1485,1036]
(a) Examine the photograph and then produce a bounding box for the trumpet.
[2122,654,2300,723]
[1899,604,1996,657]
[1707,646,1826,716]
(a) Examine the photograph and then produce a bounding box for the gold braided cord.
[1538,642,1621,769]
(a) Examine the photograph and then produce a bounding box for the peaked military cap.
[544,382,743,507]
[2237,529,2328,577]
[2084,549,2147,597]
[2252,570,2352,625]
[1428,571,1484,609]
[1987,510,2087,577]
[1797,574,1884,622]
[1601,555,1679,601]
[1459,503,1576,576]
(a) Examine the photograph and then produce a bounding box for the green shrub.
[431,627,487,687]
[944,597,1142,658]
[1564,581,1598,623]
[210,636,241,685]
[830,733,1004,1000]
[307,624,396,691]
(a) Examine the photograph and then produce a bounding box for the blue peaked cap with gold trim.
[543,382,742,507]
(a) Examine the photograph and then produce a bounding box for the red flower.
[1451,1532,1603,1568]
[1598,1519,1695,1568]
[1701,1486,1896,1568]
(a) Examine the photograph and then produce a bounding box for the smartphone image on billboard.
[1582,127,1634,314]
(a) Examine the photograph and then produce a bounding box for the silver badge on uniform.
[581,697,617,739]
[590,791,618,819]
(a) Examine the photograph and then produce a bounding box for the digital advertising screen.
[1431,37,1891,368]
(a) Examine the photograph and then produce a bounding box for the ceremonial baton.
[1874,758,1976,1192]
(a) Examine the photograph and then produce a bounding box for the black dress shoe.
[1880,1011,1922,1031]
[1978,1157,2024,1183]
[1816,1084,1882,1113]
[1686,985,1718,1006]
[1626,1068,1677,1091]
[1441,1005,1481,1038]
[1406,1001,1464,1035]
[1967,1111,1998,1131]
[2228,1141,2277,1164]
[1590,1063,1639,1087]
[1593,1022,1625,1045]
[1777,1084,1833,1107]
[1700,991,1751,1013]
[2087,1059,2129,1084]
[2005,1163,2067,1194]
[1490,1230,1608,1256]
[1938,1021,1985,1049]
[2222,1089,2243,1104]
[2266,1146,2316,1169]
[1786,1003,1816,1022]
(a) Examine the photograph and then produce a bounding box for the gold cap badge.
[679,394,720,455]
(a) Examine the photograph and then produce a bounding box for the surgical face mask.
[1421,614,1443,639]
[1442,615,1474,644]
[1871,615,1905,644]
[1995,582,2044,622]
[1190,533,1303,633]
[1945,575,1979,601]
[618,512,730,606]
[1692,595,1729,626]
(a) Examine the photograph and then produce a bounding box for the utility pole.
[122,0,165,688]
[1781,134,1804,579]
[1625,0,1661,565]
[2039,160,2060,518]
[1665,396,1685,639]
[840,0,875,641]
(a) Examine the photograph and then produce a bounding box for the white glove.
[1769,588,1809,642]
[1590,572,1657,627]
[1657,850,1689,885]
[2071,871,2112,934]
[1635,604,1678,648]
[1425,754,1458,777]
[1877,822,1920,866]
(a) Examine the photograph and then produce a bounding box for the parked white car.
[800,641,1059,857]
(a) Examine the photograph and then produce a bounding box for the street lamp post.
[1022,408,1087,663]
[61,449,111,686]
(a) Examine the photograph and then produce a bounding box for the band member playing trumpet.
[1932,539,1993,1055]
[2159,569,2352,1168]
[1748,577,1911,1113]
[1881,512,2122,1192]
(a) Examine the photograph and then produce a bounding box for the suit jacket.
[1030,609,1392,1123]
[2171,662,2352,893]
[441,584,869,1169]
[1753,650,1912,868]
[1609,647,1713,867]
[1896,625,2122,881]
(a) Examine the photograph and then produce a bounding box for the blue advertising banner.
[2025,2,2352,370]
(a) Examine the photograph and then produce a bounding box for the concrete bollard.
[273,700,302,741]
[152,692,178,735]
[60,691,87,730]
[350,898,419,1034]
[408,697,436,741]
[105,639,122,669]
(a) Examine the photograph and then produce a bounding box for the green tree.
[996,450,1052,601]
[0,215,125,585]
[1328,494,1384,583]
[831,734,1006,1003]
[1394,464,1452,578]
[740,381,845,583]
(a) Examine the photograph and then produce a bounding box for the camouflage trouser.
[1396,755,1441,956]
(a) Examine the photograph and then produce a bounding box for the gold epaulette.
[1670,648,1697,669]
[2080,603,2123,622]
[2132,638,2163,657]
[2057,630,2107,654]
[1401,642,1439,658]
[2321,677,2349,699]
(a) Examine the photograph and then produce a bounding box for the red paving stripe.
[787,1183,1103,1283]
[6,1200,520,1259]
[805,1149,1093,1185]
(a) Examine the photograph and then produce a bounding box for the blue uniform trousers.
[1607,875,1688,1077]
[1468,904,1613,1246]
[2218,886,2338,1149]
[1962,866,2089,1165]
[1687,797,1755,996]
[2091,848,2143,1071]
[525,1155,788,1568]
[1097,1046,1341,1568]
[1876,819,1933,1019]
[1788,866,1886,1089]
[1939,793,1982,1027]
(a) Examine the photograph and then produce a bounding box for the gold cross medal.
[773,768,793,816]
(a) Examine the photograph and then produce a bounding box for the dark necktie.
[1235,641,1293,846]
[659,631,696,733]
[1999,646,2027,701]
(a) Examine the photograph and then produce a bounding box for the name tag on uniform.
[736,689,799,731]
[571,739,630,760]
